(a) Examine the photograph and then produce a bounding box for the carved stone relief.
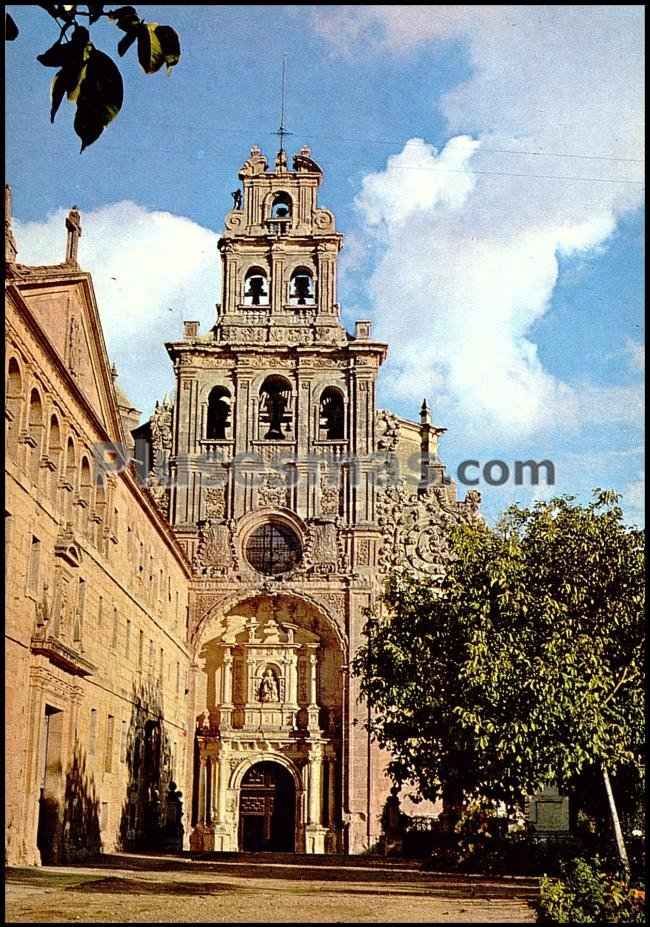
[257,473,288,508]
[376,409,400,452]
[194,521,236,577]
[377,482,481,579]
[319,469,340,516]
[204,486,226,519]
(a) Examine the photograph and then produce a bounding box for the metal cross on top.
[272,55,293,168]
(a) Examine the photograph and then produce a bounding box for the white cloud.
[14,202,220,420]
[626,338,645,372]
[314,6,644,441]
[621,472,645,528]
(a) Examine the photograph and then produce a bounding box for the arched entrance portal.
[239,761,295,852]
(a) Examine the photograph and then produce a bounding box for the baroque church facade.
[5,145,484,866]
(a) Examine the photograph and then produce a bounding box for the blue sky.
[6,5,644,525]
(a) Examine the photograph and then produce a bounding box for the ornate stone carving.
[223,326,265,343]
[377,482,479,579]
[464,489,482,517]
[194,521,235,576]
[356,539,371,567]
[204,486,226,519]
[313,209,334,231]
[239,144,268,177]
[305,521,347,575]
[150,397,173,466]
[319,469,340,516]
[224,211,244,231]
[146,472,170,519]
[257,473,288,508]
[242,355,295,369]
[376,409,400,452]
[312,593,346,625]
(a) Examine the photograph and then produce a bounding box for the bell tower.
[165,143,388,563]
[216,144,345,347]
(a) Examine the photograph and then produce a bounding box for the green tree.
[354,491,644,871]
[5,4,180,151]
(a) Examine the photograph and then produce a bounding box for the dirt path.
[5,853,539,923]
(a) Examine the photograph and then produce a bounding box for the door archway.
[238,761,295,852]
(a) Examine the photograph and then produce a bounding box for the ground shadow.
[117,677,183,854]
[37,746,101,864]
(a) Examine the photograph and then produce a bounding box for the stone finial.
[355,320,371,340]
[5,184,17,263]
[420,399,431,426]
[183,320,199,339]
[110,362,118,383]
[65,205,82,265]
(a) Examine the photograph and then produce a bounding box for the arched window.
[79,457,92,536]
[270,192,292,220]
[27,388,44,486]
[6,357,23,461]
[47,415,63,506]
[243,267,269,307]
[95,474,107,550]
[64,437,76,525]
[289,267,315,306]
[259,376,293,440]
[206,386,231,440]
[319,387,345,440]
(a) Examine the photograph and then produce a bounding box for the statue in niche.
[259,668,279,703]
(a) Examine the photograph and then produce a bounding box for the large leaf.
[5,12,19,41]
[107,5,140,32]
[137,22,180,74]
[117,29,137,57]
[72,47,124,151]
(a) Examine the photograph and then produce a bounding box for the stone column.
[216,753,228,824]
[198,754,208,824]
[270,243,286,314]
[221,647,233,729]
[327,758,337,828]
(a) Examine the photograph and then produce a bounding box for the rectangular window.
[111,607,118,651]
[138,630,144,671]
[159,647,164,682]
[27,536,41,596]
[104,715,114,773]
[125,619,131,658]
[148,639,154,675]
[89,708,97,756]
[120,719,127,763]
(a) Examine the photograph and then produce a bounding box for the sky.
[6,4,645,526]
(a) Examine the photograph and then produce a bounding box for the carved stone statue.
[231,189,243,210]
[259,668,279,703]
[239,145,268,178]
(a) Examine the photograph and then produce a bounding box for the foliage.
[537,857,646,923]
[354,491,645,815]
[6,4,181,150]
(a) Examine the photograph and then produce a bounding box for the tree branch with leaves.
[354,490,645,872]
[5,4,180,150]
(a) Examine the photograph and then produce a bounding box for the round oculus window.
[245,522,302,576]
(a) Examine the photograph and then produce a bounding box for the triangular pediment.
[9,270,125,445]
